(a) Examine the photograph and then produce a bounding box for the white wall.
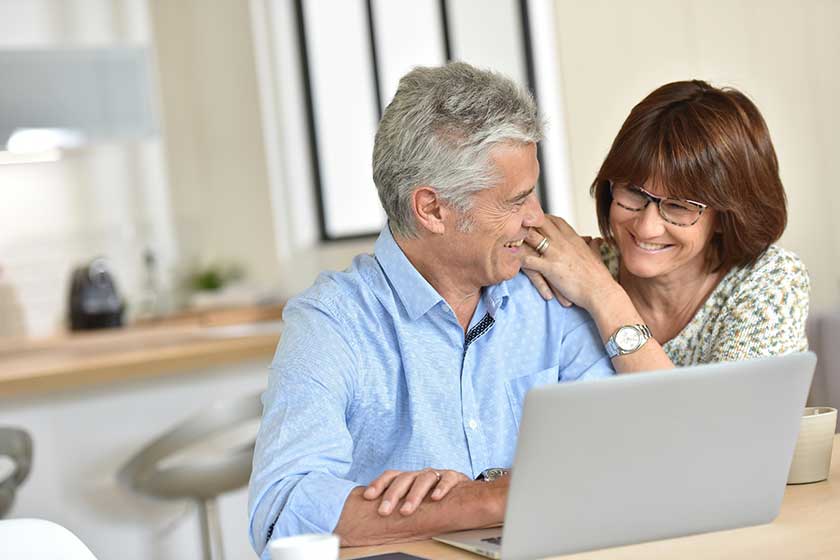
[553,0,840,309]
[148,0,284,291]
[0,0,176,337]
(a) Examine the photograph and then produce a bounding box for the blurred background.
[1,0,837,339]
[0,1,837,558]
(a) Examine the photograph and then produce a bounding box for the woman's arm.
[521,215,673,373]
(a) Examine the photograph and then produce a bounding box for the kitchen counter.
[0,309,283,398]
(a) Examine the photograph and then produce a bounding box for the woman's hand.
[362,468,470,516]
[522,215,616,311]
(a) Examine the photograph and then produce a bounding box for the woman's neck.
[619,261,725,344]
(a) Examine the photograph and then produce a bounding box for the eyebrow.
[508,186,536,204]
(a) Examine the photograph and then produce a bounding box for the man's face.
[444,142,544,289]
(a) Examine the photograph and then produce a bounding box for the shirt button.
[468,419,478,430]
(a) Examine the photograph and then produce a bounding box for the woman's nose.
[633,203,666,238]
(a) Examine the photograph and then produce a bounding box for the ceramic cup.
[787,407,837,484]
[269,533,340,560]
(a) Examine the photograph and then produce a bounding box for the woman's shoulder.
[599,241,620,279]
[666,245,810,365]
[725,245,809,293]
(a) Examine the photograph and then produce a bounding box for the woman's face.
[609,181,718,282]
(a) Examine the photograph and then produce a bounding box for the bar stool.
[0,427,32,519]
[119,393,263,560]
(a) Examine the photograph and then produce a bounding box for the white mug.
[787,407,837,484]
[269,533,340,560]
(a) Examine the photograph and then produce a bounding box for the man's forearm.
[335,479,508,546]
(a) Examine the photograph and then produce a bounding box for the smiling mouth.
[632,234,673,252]
[504,239,525,248]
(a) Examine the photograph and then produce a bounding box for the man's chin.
[496,265,522,284]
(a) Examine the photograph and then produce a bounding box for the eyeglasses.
[609,181,707,227]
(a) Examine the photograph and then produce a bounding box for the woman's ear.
[412,186,447,235]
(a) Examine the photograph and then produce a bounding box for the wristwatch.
[477,467,510,482]
[605,324,652,358]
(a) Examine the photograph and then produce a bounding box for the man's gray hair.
[372,62,543,238]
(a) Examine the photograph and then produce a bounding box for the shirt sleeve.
[248,296,360,557]
[556,307,615,381]
[705,250,810,362]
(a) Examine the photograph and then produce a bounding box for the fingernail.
[379,500,391,515]
[363,487,374,498]
[432,489,442,498]
[400,503,412,514]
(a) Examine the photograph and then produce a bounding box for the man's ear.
[412,186,448,235]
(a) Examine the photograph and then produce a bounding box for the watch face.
[615,326,642,350]
[482,468,507,481]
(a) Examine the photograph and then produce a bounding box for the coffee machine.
[68,258,125,331]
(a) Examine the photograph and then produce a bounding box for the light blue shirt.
[248,226,614,557]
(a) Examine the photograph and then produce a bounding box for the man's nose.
[634,203,666,238]
[523,196,545,228]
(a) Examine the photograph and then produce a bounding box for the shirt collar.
[484,278,510,318]
[374,225,444,320]
[374,224,512,321]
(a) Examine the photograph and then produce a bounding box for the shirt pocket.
[504,365,558,431]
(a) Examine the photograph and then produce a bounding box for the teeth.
[636,240,669,250]
[505,239,524,248]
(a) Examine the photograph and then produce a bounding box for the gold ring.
[535,236,551,256]
[431,470,441,481]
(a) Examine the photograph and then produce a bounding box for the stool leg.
[197,497,225,560]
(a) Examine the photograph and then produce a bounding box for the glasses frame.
[608,180,708,227]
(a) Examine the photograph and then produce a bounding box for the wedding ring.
[431,470,441,481]
[535,236,551,256]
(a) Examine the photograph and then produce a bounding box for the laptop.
[434,352,816,560]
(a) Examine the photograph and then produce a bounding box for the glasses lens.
[660,199,702,225]
[611,183,647,210]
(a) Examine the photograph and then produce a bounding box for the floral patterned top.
[600,244,810,366]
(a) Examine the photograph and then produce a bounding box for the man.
[249,62,615,556]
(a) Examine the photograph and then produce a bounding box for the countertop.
[0,306,283,398]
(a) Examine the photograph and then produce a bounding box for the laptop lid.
[501,352,816,560]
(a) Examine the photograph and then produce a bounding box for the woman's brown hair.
[591,80,787,271]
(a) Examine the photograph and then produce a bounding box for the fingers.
[377,471,421,515]
[399,469,442,515]
[363,470,401,500]
[521,254,548,274]
[523,269,553,301]
[522,256,573,307]
[544,214,578,236]
[430,470,468,501]
[552,287,573,308]
[524,228,551,254]
[370,469,468,516]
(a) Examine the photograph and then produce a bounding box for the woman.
[522,79,809,370]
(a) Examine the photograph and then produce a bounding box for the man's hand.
[336,476,509,546]
[363,468,470,515]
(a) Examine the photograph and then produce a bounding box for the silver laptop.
[434,352,816,560]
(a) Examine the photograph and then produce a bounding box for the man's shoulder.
[284,252,392,320]
[501,273,595,328]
